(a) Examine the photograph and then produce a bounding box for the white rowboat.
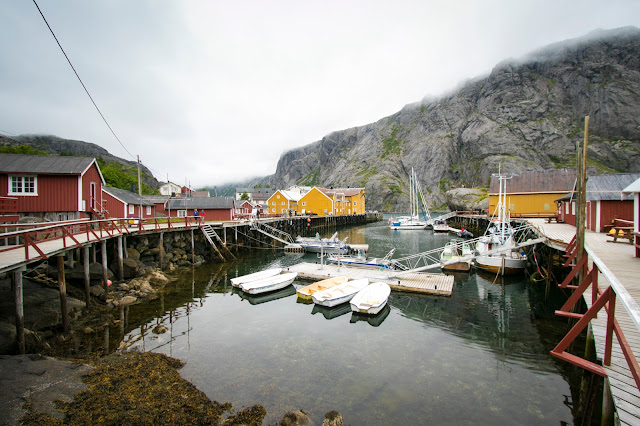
[311,278,369,307]
[230,267,282,287]
[240,272,298,294]
[350,281,391,315]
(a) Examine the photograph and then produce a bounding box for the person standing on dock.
[200,209,205,225]
[193,209,199,225]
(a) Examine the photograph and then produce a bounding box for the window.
[282,201,286,205]
[146,206,152,215]
[565,203,569,214]
[272,208,276,213]
[544,203,550,211]
[128,205,135,214]
[177,210,187,218]
[509,203,515,211]
[302,201,306,206]
[571,202,576,215]
[324,209,328,214]
[353,201,357,206]
[9,176,37,195]
[272,201,276,205]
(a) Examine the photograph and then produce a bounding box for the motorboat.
[440,239,473,272]
[432,218,449,232]
[297,276,348,300]
[326,248,407,271]
[295,232,351,254]
[311,278,370,307]
[240,272,298,294]
[230,267,282,287]
[349,282,391,315]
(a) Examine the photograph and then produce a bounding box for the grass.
[381,125,403,159]
[296,167,321,186]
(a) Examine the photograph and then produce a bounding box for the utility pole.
[576,116,589,282]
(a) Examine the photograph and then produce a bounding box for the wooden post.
[91,244,97,263]
[123,235,128,258]
[576,116,589,282]
[83,245,91,308]
[57,255,70,333]
[101,240,109,292]
[159,232,164,270]
[191,228,195,263]
[116,236,124,280]
[12,268,25,354]
[67,249,74,268]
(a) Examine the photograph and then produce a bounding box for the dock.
[528,219,640,425]
[286,262,454,296]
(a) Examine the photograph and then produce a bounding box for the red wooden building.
[166,197,236,221]
[623,177,640,257]
[102,186,156,219]
[556,173,640,231]
[0,153,105,221]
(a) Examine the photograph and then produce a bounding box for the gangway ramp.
[250,220,294,245]
[386,223,546,277]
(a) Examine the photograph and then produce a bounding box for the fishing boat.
[311,278,370,307]
[475,173,527,275]
[440,239,473,272]
[240,272,298,294]
[349,282,391,315]
[297,276,348,300]
[230,267,282,287]
[326,248,407,271]
[389,168,431,230]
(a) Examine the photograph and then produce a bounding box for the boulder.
[281,411,314,425]
[445,188,489,212]
[122,258,145,279]
[118,296,137,306]
[89,285,105,297]
[323,411,344,426]
[126,248,141,260]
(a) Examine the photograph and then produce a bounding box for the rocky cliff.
[268,27,640,212]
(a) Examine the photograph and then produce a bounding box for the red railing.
[0,216,200,263]
[551,235,640,390]
[0,196,19,223]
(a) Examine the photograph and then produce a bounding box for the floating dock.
[285,262,454,296]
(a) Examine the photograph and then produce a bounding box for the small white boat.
[311,278,369,307]
[432,218,449,232]
[240,272,298,294]
[297,276,348,300]
[350,282,391,315]
[440,239,473,272]
[327,248,407,271]
[230,267,282,287]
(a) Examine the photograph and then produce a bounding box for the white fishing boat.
[389,168,431,230]
[311,278,370,307]
[240,272,298,294]
[230,267,282,287]
[350,282,391,315]
[326,248,407,271]
[475,173,527,275]
[440,239,473,272]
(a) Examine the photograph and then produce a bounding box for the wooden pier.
[528,218,640,425]
[286,262,454,296]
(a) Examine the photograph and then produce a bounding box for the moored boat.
[326,249,407,271]
[475,173,526,275]
[349,281,391,315]
[230,267,282,287]
[297,276,348,300]
[240,272,298,294]
[432,218,449,232]
[389,168,431,230]
[311,278,370,307]
[440,239,473,272]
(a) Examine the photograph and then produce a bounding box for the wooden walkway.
[528,219,640,425]
[286,262,454,296]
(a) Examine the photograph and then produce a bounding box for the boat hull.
[231,267,282,287]
[475,255,526,275]
[241,272,298,294]
[297,276,348,300]
[312,278,369,307]
[349,282,391,315]
[441,259,471,272]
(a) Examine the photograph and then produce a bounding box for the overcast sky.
[2,1,639,188]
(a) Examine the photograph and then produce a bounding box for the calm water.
[117,220,583,425]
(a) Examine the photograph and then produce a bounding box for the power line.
[31,0,135,161]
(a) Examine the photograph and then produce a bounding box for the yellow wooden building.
[266,189,303,215]
[297,187,365,216]
[487,169,576,218]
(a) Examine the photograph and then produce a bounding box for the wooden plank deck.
[286,262,454,296]
[528,219,640,425]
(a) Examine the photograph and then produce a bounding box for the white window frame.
[177,209,187,218]
[128,205,135,214]
[146,206,151,215]
[353,201,357,206]
[8,175,38,196]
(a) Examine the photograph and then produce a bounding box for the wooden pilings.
[57,255,70,334]
[83,245,91,308]
[12,268,25,354]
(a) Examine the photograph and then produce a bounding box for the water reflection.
[111,223,579,425]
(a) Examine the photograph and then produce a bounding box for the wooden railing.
[551,235,640,390]
[0,196,18,223]
[0,216,200,262]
